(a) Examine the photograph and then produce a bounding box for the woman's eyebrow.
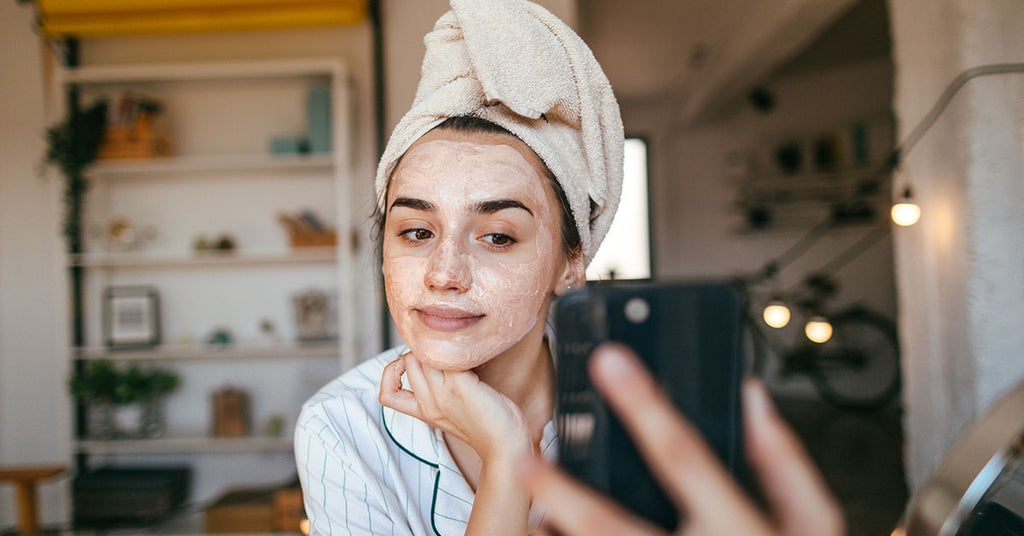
[470,199,533,216]
[389,196,436,213]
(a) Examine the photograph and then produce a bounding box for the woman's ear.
[555,255,586,296]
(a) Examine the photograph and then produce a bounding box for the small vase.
[114,403,144,438]
[86,399,117,440]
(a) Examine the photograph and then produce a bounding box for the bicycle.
[733,267,902,411]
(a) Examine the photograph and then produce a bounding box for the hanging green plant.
[43,99,108,251]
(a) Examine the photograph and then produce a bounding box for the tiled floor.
[775,394,908,536]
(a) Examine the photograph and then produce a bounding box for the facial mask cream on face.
[382,135,569,370]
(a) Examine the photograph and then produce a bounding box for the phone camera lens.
[624,297,650,324]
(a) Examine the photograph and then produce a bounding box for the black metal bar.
[60,36,91,480]
[369,0,392,350]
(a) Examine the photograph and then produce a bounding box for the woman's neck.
[472,321,555,443]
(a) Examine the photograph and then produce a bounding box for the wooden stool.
[0,465,66,535]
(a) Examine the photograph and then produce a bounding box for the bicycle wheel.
[810,308,901,411]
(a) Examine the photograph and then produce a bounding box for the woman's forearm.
[465,453,532,536]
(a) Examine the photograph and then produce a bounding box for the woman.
[295,0,622,533]
[296,115,587,535]
[296,1,843,535]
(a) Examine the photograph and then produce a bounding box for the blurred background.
[1,0,1022,535]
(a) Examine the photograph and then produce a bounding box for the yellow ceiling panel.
[36,0,367,38]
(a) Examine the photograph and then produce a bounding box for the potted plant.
[70,360,180,439]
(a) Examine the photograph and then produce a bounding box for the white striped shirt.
[295,346,558,536]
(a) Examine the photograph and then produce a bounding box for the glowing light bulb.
[805,316,833,343]
[892,187,921,226]
[762,302,791,328]
[891,202,920,226]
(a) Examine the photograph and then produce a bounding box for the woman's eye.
[400,229,434,242]
[482,233,516,247]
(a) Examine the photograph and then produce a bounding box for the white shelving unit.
[74,342,341,362]
[77,436,294,455]
[60,57,363,507]
[70,248,338,268]
[88,153,335,177]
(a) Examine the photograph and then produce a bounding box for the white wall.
[0,1,72,527]
[888,0,1024,489]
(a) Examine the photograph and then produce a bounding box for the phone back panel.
[555,281,747,530]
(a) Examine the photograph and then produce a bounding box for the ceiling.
[579,0,891,120]
[33,0,367,38]
[775,0,891,77]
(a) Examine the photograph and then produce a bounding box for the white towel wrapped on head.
[374,0,624,264]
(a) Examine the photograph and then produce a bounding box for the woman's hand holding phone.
[521,343,845,536]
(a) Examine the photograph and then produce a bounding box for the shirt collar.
[382,402,440,466]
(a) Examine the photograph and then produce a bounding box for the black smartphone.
[554,281,748,531]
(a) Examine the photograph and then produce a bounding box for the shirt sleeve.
[295,405,411,536]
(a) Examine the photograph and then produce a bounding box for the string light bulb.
[762,301,791,328]
[805,316,833,343]
[891,187,921,226]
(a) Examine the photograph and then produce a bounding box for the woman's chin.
[406,340,502,371]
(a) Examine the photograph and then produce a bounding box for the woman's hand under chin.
[380,353,539,536]
[379,353,534,464]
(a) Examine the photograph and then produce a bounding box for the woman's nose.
[424,238,472,292]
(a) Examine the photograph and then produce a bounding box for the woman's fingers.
[387,353,530,461]
[519,457,664,536]
[742,379,844,536]
[520,343,844,536]
[588,343,772,535]
[401,353,438,409]
[378,357,419,416]
[387,354,479,423]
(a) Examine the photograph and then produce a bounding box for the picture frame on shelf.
[293,288,337,342]
[103,286,161,349]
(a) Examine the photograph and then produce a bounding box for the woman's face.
[382,128,579,370]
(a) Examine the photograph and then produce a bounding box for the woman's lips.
[415,306,484,332]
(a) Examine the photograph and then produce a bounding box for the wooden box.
[274,487,305,532]
[277,213,337,249]
[289,230,337,248]
[205,488,274,534]
[205,486,304,534]
[211,388,250,437]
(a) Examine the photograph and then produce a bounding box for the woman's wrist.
[467,452,533,536]
[480,433,534,468]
